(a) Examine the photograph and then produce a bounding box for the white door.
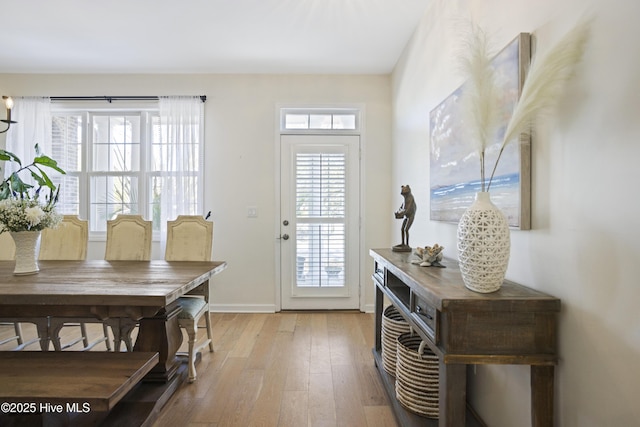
[280,134,360,310]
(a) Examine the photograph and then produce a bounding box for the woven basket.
[381,305,410,377]
[395,333,439,419]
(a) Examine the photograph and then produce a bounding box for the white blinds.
[295,152,346,288]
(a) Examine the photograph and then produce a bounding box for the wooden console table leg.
[531,365,554,427]
[439,363,466,427]
[374,282,384,353]
[134,301,183,383]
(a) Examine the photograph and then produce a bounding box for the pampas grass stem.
[486,19,591,191]
[459,22,501,192]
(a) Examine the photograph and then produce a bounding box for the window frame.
[280,108,360,134]
[50,102,203,241]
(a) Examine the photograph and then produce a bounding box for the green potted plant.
[0,145,65,274]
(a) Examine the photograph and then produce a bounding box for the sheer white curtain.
[157,96,204,252]
[4,97,52,178]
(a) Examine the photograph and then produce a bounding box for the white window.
[281,108,359,131]
[295,151,347,288]
[50,103,203,236]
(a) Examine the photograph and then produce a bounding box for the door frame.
[274,104,367,312]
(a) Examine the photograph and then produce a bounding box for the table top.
[370,248,559,312]
[0,260,227,307]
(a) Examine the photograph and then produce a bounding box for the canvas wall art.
[429,33,531,229]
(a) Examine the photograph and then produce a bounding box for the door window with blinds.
[280,133,360,310]
[295,151,346,288]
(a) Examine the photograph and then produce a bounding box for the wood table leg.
[439,363,467,427]
[133,301,183,383]
[33,318,50,351]
[374,281,384,353]
[531,365,554,427]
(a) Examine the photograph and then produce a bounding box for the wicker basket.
[395,333,439,419]
[381,305,410,377]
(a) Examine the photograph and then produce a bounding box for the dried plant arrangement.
[459,18,592,192]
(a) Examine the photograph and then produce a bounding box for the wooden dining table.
[0,259,226,378]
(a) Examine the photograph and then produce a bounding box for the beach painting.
[429,33,531,229]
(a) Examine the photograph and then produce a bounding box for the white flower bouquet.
[0,198,61,232]
[0,144,65,233]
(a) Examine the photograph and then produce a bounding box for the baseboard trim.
[209,304,277,313]
[209,303,374,313]
[362,303,375,313]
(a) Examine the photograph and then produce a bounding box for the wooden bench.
[0,351,158,426]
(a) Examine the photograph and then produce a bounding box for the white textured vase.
[457,192,510,293]
[10,231,41,275]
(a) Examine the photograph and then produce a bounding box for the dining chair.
[0,236,21,349]
[39,215,88,261]
[0,232,40,350]
[105,214,152,351]
[41,215,111,351]
[165,215,214,383]
[0,322,25,348]
[105,214,152,261]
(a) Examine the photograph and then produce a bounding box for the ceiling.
[1,0,431,74]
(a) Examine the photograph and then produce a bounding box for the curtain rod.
[50,95,206,103]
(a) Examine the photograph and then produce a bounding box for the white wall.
[391,0,640,425]
[0,73,393,312]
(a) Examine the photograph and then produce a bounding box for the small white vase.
[457,192,510,293]
[10,230,41,275]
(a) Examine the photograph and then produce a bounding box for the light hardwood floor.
[0,312,398,427]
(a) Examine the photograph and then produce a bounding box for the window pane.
[93,116,109,145]
[90,175,139,231]
[285,114,309,129]
[149,176,162,230]
[93,143,109,171]
[108,143,139,172]
[56,175,80,215]
[92,115,140,172]
[150,115,165,171]
[296,223,345,287]
[52,115,82,172]
[150,114,199,172]
[296,153,346,218]
[51,115,83,215]
[332,114,356,130]
[309,114,332,129]
[148,176,199,231]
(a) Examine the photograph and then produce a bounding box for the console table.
[370,249,560,427]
